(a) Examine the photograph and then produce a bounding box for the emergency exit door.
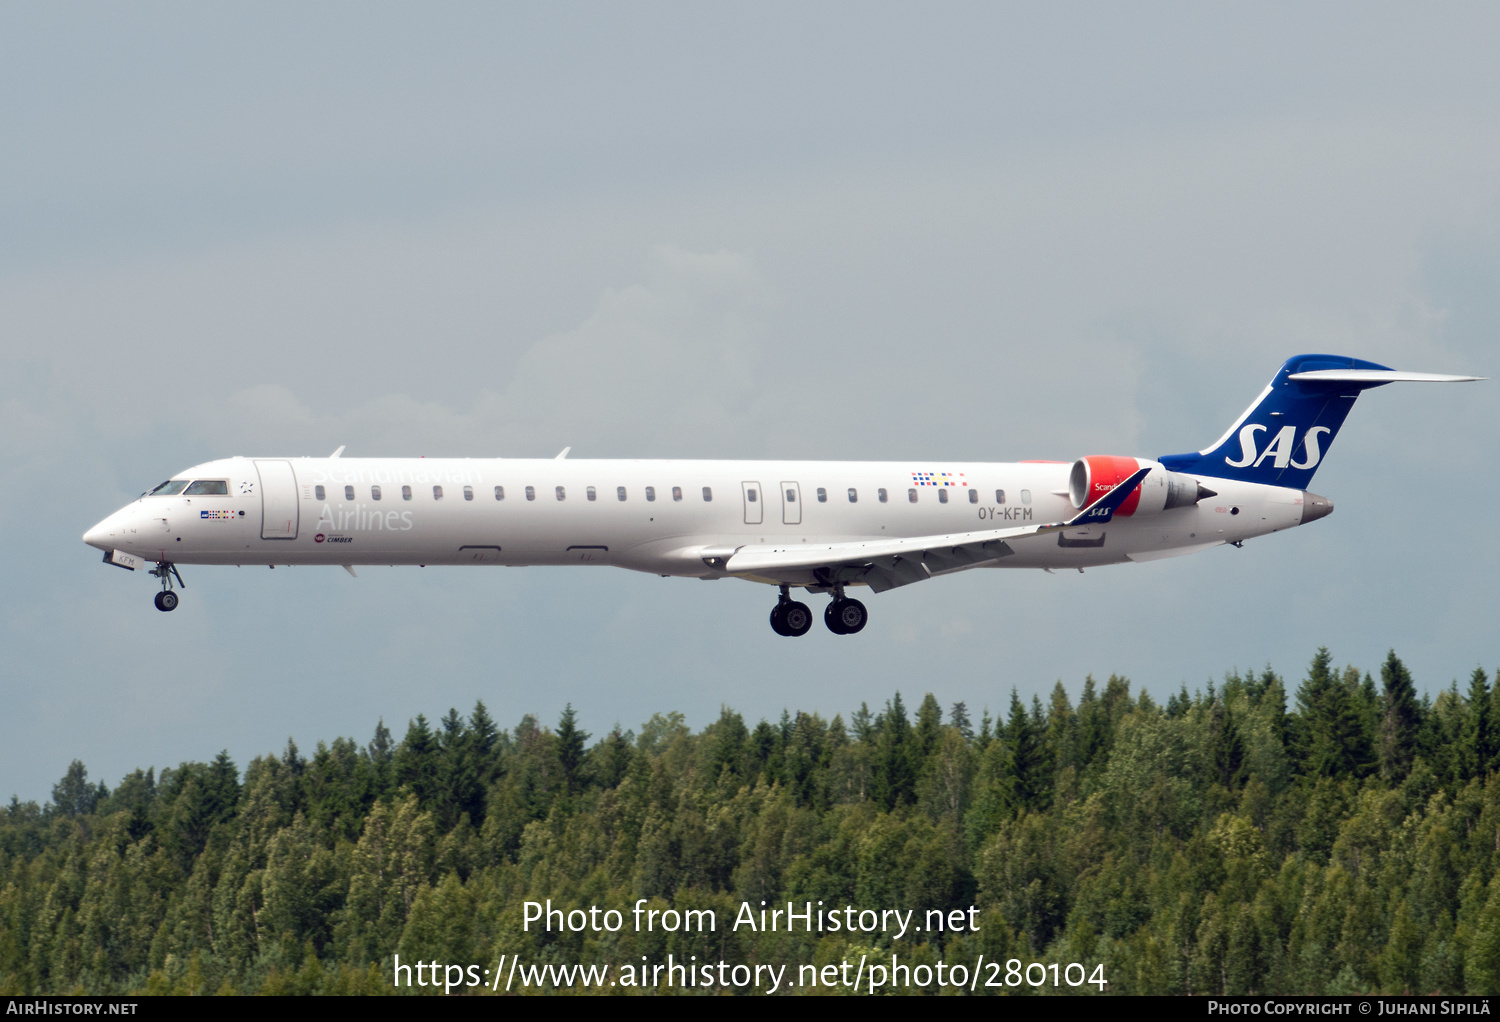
[781,481,801,525]
[742,481,763,525]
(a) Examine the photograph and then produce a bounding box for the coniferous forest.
[4,648,1500,996]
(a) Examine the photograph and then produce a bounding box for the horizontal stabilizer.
[1287,370,1484,384]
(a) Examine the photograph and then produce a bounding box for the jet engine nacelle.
[1068,456,1214,517]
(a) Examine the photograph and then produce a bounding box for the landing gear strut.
[769,585,812,637]
[150,561,184,612]
[824,585,867,635]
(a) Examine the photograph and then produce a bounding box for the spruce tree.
[395,715,439,803]
[1292,648,1337,773]
[593,726,633,788]
[948,701,973,741]
[1464,668,1495,779]
[556,704,589,794]
[873,692,915,809]
[914,693,943,758]
[468,701,499,782]
[205,751,242,822]
[1006,688,1047,810]
[1211,701,1248,789]
[1380,650,1422,782]
[1076,675,1104,765]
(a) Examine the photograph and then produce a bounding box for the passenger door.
[256,460,300,540]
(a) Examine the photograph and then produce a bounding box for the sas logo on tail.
[1225,425,1331,470]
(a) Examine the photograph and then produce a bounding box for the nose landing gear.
[150,561,184,612]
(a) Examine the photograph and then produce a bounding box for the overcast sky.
[3,4,1497,803]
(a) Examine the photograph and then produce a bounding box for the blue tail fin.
[1158,354,1395,489]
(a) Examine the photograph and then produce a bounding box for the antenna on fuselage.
[330,445,346,458]
[555,447,571,459]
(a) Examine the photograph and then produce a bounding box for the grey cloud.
[3,7,1499,803]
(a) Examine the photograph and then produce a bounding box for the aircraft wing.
[722,522,1052,591]
[722,467,1151,592]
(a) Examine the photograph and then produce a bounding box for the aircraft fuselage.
[84,455,1307,583]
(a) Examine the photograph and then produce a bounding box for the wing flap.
[722,524,1045,576]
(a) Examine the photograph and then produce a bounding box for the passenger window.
[702,486,712,501]
[878,488,888,503]
[183,480,228,495]
[996,489,1005,504]
[463,485,473,501]
[908,488,918,503]
[433,485,443,500]
[1021,489,1032,505]
[785,489,796,502]
[402,485,412,501]
[672,486,682,501]
[314,485,325,500]
[646,486,656,502]
[848,488,857,503]
[747,488,757,502]
[816,487,827,503]
[938,489,949,504]
[148,480,190,496]
[617,486,627,501]
[969,488,978,504]
[526,486,536,501]
[587,486,597,501]
[372,486,382,501]
[556,486,566,501]
[345,485,355,501]
[495,485,505,501]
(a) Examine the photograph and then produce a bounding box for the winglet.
[555,447,571,459]
[330,445,346,458]
[1064,466,1152,526]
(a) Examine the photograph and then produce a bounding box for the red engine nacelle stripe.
[1081,455,1144,516]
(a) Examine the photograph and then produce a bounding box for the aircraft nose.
[83,519,111,550]
[83,508,128,550]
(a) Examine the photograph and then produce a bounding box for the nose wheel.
[769,587,813,636]
[150,561,184,612]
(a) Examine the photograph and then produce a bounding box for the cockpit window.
[183,480,229,495]
[148,480,189,496]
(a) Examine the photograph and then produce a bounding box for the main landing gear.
[825,594,868,635]
[768,585,867,636]
[150,561,184,612]
[769,586,813,637]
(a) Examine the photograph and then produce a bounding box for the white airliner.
[84,355,1479,635]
